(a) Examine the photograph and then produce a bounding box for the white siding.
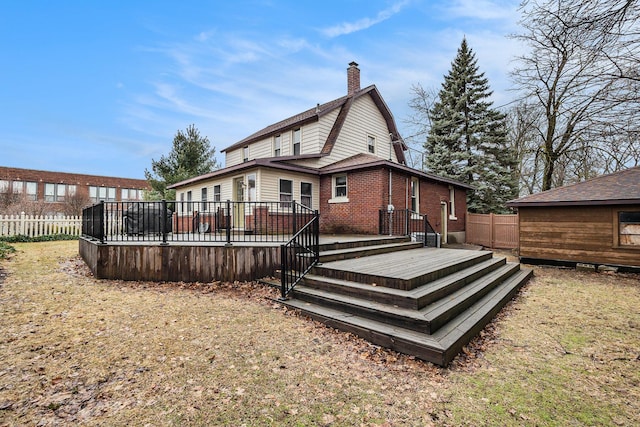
[259,168,320,210]
[224,121,324,168]
[172,167,319,209]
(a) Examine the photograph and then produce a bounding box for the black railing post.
[280,244,287,299]
[423,214,428,247]
[314,210,320,263]
[225,200,231,245]
[161,199,168,245]
[98,201,105,244]
[292,202,297,235]
[405,209,410,236]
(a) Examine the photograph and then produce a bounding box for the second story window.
[213,185,221,202]
[368,135,376,153]
[274,135,281,157]
[292,128,301,156]
[243,146,249,162]
[411,178,419,212]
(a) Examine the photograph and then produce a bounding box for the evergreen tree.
[145,124,220,200]
[425,38,517,213]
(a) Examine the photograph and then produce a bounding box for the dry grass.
[0,242,638,426]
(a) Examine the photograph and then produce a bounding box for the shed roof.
[507,166,640,207]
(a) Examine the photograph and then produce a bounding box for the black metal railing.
[280,205,320,299]
[81,200,317,244]
[378,208,439,247]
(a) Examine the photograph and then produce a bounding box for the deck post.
[225,200,231,245]
[98,201,105,244]
[161,199,168,245]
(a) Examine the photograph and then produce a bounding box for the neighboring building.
[0,166,149,214]
[507,167,640,269]
[169,62,472,242]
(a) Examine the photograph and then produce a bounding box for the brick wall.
[0,166,149,212]
[320,166,468,236]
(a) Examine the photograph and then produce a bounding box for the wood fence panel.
[0,214,82,237]
[466,213,519,249]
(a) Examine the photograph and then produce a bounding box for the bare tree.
[511,0,640,191]
[403,84,439,170]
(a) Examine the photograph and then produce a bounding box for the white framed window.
[449,186,457,219]
[279,179,293,208]
[99,187,107,201]
[107,187,116,201]
[187,191,193,213]
[367,135,376,154]
[68,185,77,197]
[411,177,419,212]
[45,183,56,202]
[26,182,37,200]
[213,185,221,202]
[329,174,348,204]
[301,182,312,208]
[12,180,24,193]
[292,128,301,155]
[247,174,256,202]
[0,180,9,193]
[243,146,249,162]
[121,188,130,200]
[201,187,208,211]
[274,135,281,157]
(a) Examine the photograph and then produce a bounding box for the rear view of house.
[169,62,471,243]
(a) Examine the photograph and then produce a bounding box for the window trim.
[292,128,301,156]
[367,135,376,154]
[273,134,281,157]
[614,209,640,249]
[279,178,293,208]
[449,186,457,220]
[301,182,312,208]
[201,187,208,211]
[243,146,249,162]
[410,177,419,213]
[329,174,349,203]
[213,184,221,202]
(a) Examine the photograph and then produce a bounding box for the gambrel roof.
[221,85,407,164]
[507,166,640,207]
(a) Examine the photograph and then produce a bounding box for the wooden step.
[294,262,521,334]
[280,267,533,366]
[318,241,423,263]
[319,236,410,252]
[302,256,507,309]
[312,249,493,290]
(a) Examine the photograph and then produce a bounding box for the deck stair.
[278,236,532,366]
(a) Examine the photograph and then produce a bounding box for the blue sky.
[1,0,522,179]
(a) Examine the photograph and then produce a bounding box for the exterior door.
[233,177,245,229]
[440,202,448,244]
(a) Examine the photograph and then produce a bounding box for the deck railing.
[378,208,439,247]
[280,204,319,299]
[81,200,317,244]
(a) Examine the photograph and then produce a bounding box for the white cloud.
[321,0,410,37]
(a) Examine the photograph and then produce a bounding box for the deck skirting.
[79,238,281,282]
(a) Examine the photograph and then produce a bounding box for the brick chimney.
[347,61,360,95]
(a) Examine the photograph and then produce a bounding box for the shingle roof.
[220,85,407,164]
[507,166,640,207]
[319,153,474,190]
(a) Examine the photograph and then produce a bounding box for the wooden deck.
[279,238,533,366]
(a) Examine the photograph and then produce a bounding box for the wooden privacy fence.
[0,214,82,237]
[466,213,519,249]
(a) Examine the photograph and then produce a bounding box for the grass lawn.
[0,241,638,426]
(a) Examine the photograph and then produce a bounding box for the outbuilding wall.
[518,204,640,268]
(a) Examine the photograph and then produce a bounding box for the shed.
[507,167,640,269]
